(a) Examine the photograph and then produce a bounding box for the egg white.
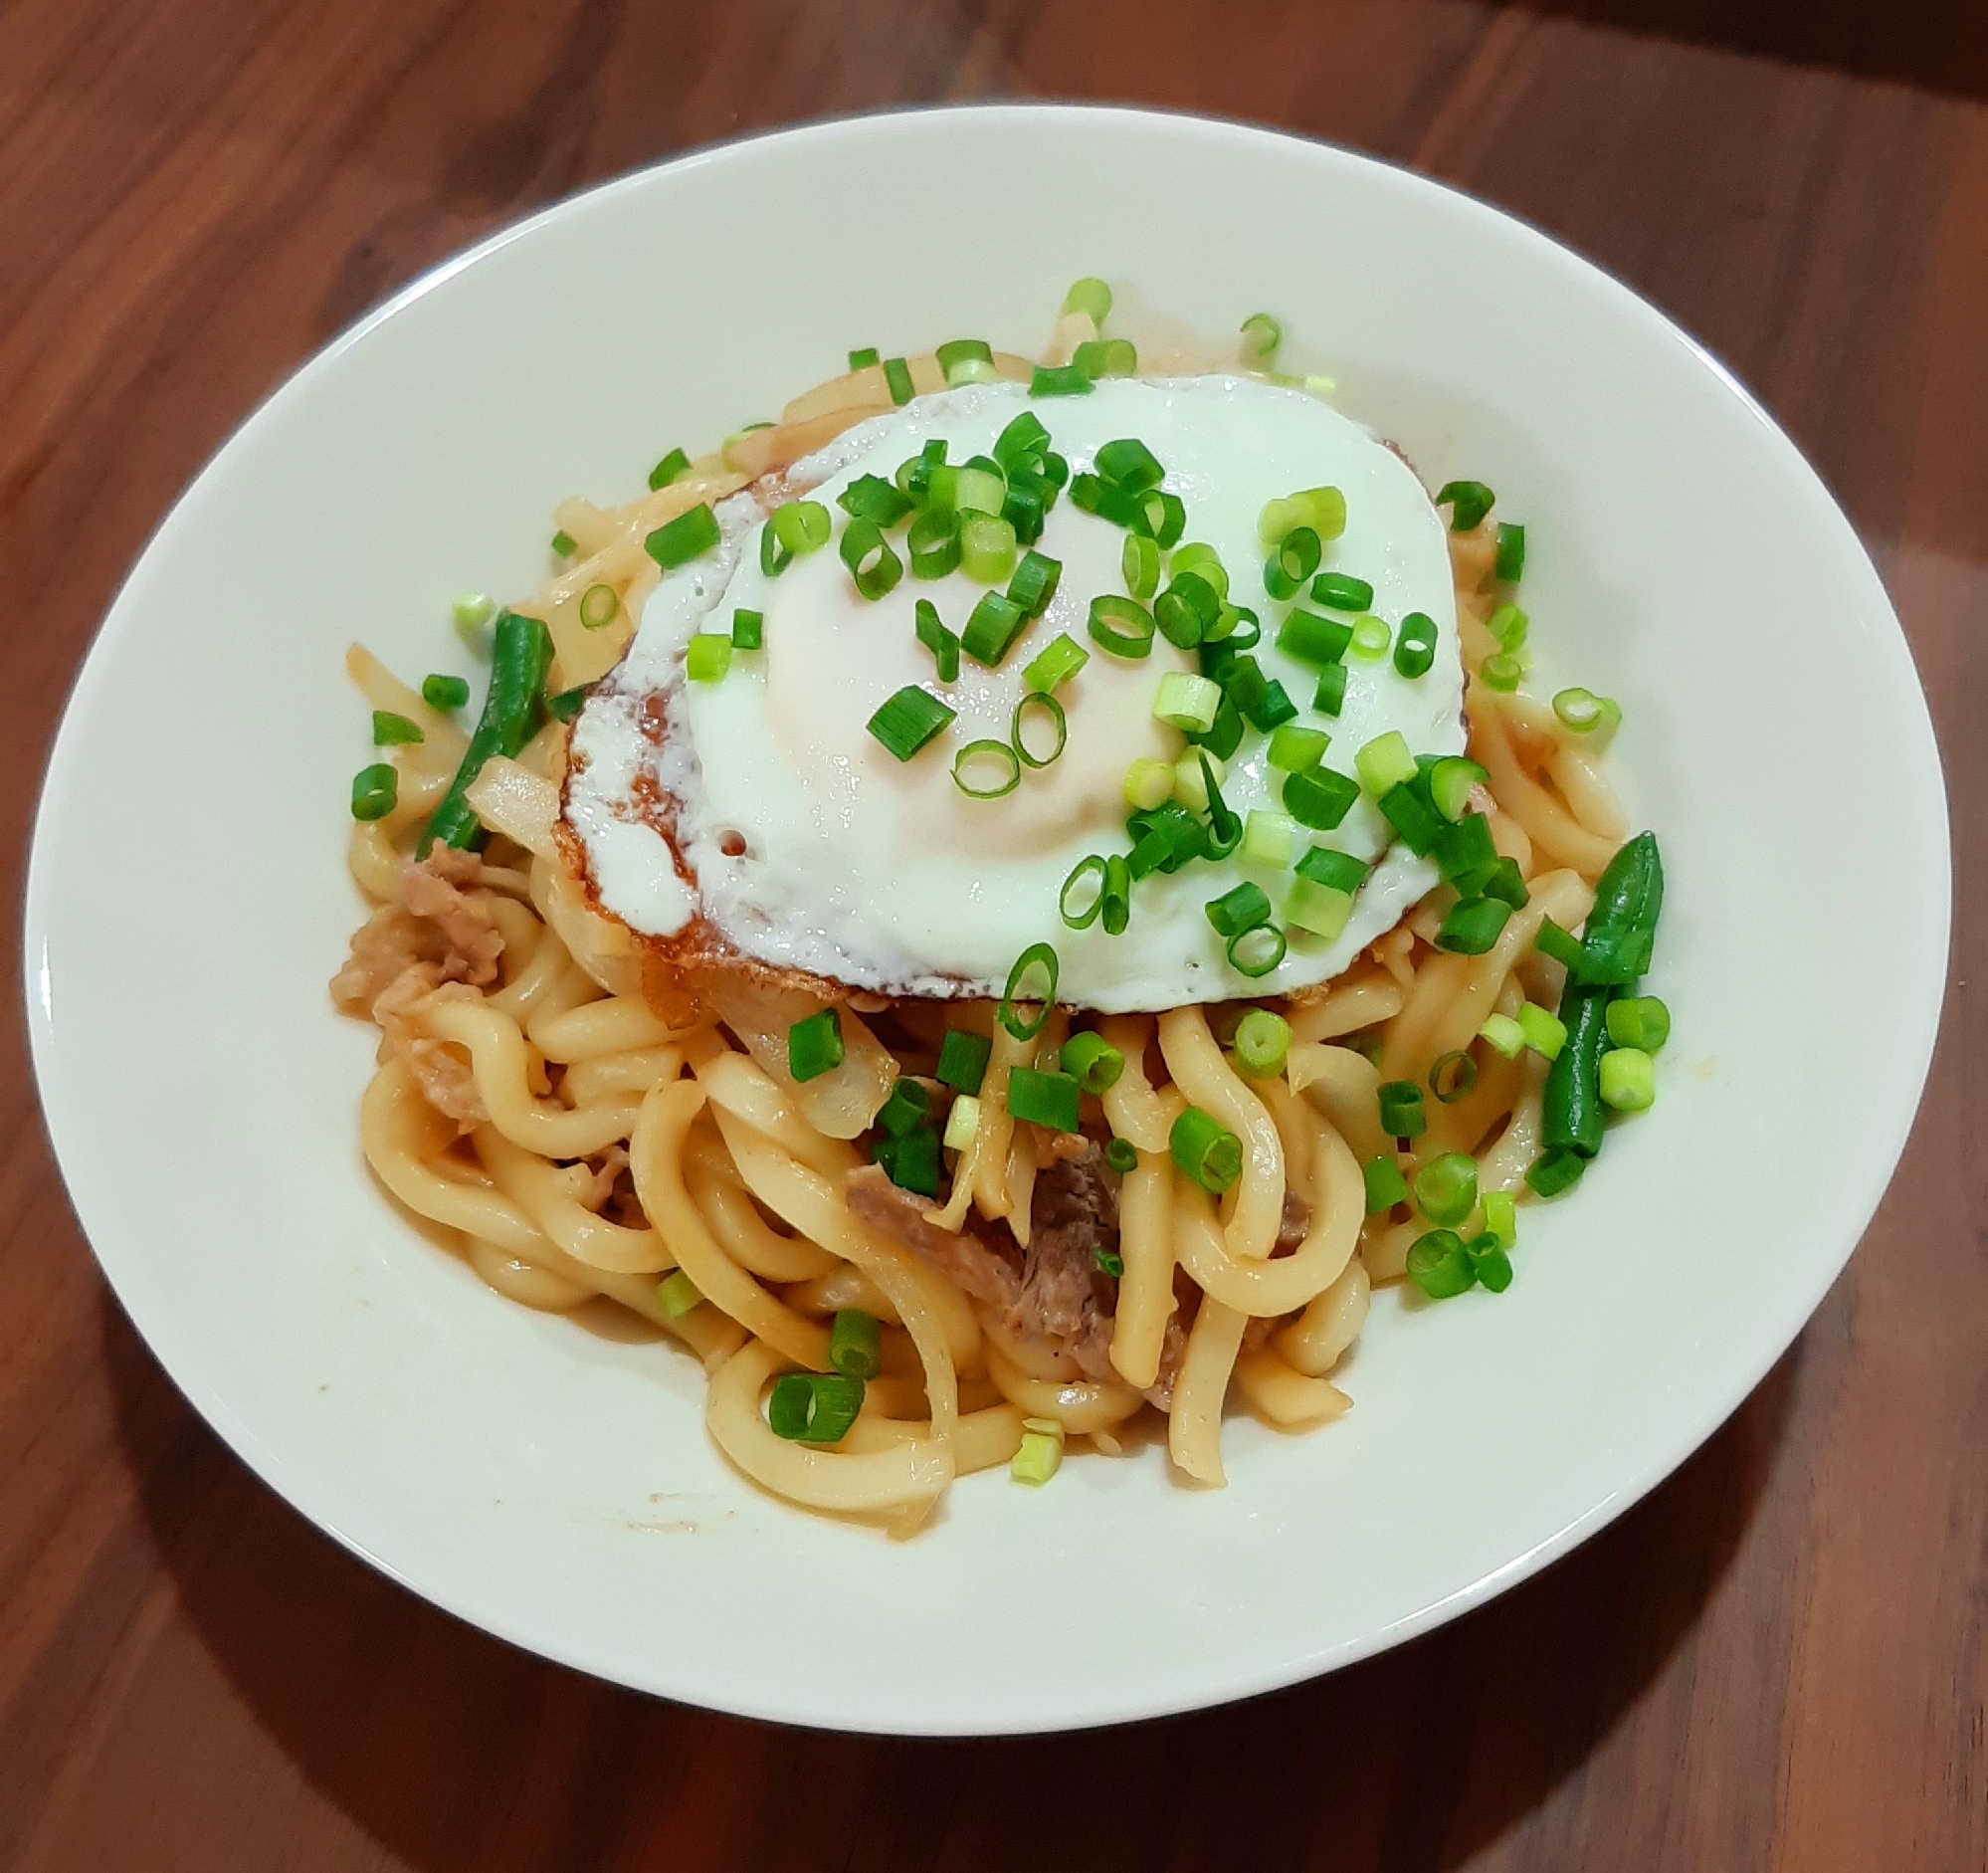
[565,376,1464,1011]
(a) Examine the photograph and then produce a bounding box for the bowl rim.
[22,101,1951,1734]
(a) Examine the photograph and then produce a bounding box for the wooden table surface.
[2,2,1982,1866]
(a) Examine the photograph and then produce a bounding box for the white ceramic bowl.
[24,106,1947,1735]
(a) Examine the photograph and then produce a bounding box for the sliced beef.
[844,1165,1023,1312]
[1277,1189,1309,1256]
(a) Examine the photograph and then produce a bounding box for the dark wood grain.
[1,3,1982,1867]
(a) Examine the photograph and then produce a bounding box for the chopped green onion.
[1517,1002,1568,1060]
[1031,363,1093,397]
[646,502,721,568]
[1242,810,1296,868]
[1123,756,1174,811]
[848,346,881,371]
[1165,543,1225,598]
[1239,311,1283,360]
[838,519,902,601]
[883,356,914,404]
[840,474,912,528]
[998,556,1058,627]
[1011,1429,1064,1484]
[954,467,1007,519]
[1281,613,1357,681]
[1267,725,1329,773]
[1285,876,1353,940]
[1378,782,1445,856]
[1606,996,1671,1052]
[1312,662,1348,717]
[993,411,1050,470]
[767,1371,865,1443]
[1481,651,1523,692]
[571,583,617,633]
[1012,692,1067,768]
[1063,277,1112,320]
[1073,336,1137,379]
[1488,603,1528,653]
[1121,534,1161,601]
[1292,486,1346,540]
[1553,687,1622,748]
[877,1078,932,1138]
[1469,1233,1513,1294]
[1059,855,1109,931]
[1171,749,1224,814]
[1309,571,1374,612]
[1600,1047,1656,1112]
[551,528,577,557]
[936,1028,991,1095]
[1414,1150,1479,1226]
[421,673,471,713]
[452,592,496,640]
[1378,1080,1427,1139]
[1232,1009,1291,1077]
[1494,522,1526,582]
[1294,845,1369,893]
[936,337,994,384]
[1258,496,1309,544]
[1154,581,1214,651]
[1088,594,1156,659]
[1427,757,1489,822]
[867,685,955,760]
[999,942,1059,1041]
[1435,896,1512,955]
[731,608,763,651]
[648,448,691,491]
[1527,1146,1587,1198]
[1393,611,1438,679]
[372,711,422,746]
[1024,633,1088,695]
[906,508,961,581]
[350,762,397,821]
[1094,437,1164,493]
[829,1309,883,1378]
[914,598,960,683]
[889,1126,943,1195]
[1100,856,1131,936]
[1205,882,1272,939]
[1364,1153,1409,1213]
[787,1008,844,1082]
[1061,1031,1124,1095]
[962,590,1028,667]
[1230,924,1284,973]
[722,421,774,469]
[1153,673,1222,732]
[1483,857,1529,909]
[1436,480,1496,531]
[1274,525,1322,587]
[1429,1049,1478,1103]
[1284,765,1360,831]
[1151,492,1187,548]
[1483,1189,1517,1248]
[657,1270,702,1319]
[1171,1106,1243,1194]
[1406,1230,1477,1300]
[1348,614,1391,660]
[547,685,587,725]
[1199,753,1242,857]
[685,633,732,683]
[1479,1012,1526,1059]
[953,738,1020,799]
[1104,1137,1138,1174]
[1354,730,1418,797]
[959,513,1018,584]
[944,1094,982,1150]
[1433,811,1498,888]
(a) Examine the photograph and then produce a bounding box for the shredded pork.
[331,848,506,1128]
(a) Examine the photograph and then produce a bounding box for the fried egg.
[563,375,1464,1011]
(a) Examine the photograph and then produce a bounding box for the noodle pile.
[332,334,1629,1532]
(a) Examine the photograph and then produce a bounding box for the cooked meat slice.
[333,849,508,1129]
[1015,1141,1121,1380]
[330,848,504,1014]
[845,1165,1023,1311]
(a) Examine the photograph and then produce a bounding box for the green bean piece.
[418,610,554,855]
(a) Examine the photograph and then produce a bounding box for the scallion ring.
[1123,533,1160,601]
[1100,855,1131,936]
[1059,855,1108,930]
[839,519,902,601]
[952,738,1021,799]
[1226,925,1287,978]
[1000,942,1059,1041]
[1012,692,1068,768]
[773,499,832,557]
[1429,1049,1479,1104]
[578,583,619,630]
[1088,593,1156,659]
[907,508,961,580]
